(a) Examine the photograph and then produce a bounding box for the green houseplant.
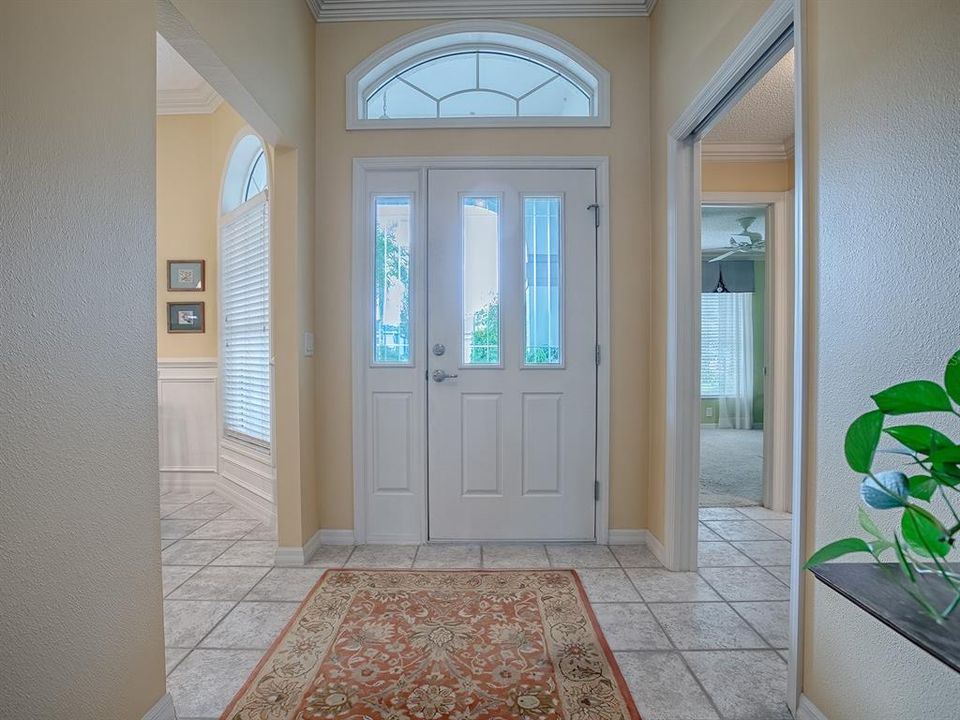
[804,348,960,623]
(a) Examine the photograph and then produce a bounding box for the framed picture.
[167,302,205,333]
[167,259,205,291]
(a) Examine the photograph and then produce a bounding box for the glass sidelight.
[461,196,501,365]
[373,196,412,364]
[523,196,563,365]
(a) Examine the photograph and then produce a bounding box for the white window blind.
[220,191,271,448]
[701,293,735,397]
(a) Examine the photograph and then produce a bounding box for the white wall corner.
[142,693,177,720]
[797,695,829,720]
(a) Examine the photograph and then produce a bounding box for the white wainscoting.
[158,357,275,524]
[158,358,219,491]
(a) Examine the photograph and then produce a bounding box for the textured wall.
[803,0,960,715]
[314,17,653,532]
[0,1,166,717]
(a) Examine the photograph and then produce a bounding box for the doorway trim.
[662,0,806,713]
[351,156,610,546]
[701,191,793,514]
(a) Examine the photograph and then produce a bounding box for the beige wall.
[163,0,318,547]
[803,0,960,716]
[648,0,774,541]
[156,103,248,358]
[702,159,794,192]
[0,1,165,717]
[315,18,652,531]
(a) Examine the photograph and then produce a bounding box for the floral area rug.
[221,569,641,720]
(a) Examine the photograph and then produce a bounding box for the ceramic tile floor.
[159,491,793,720]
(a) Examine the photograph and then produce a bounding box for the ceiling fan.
[707,216,765,262]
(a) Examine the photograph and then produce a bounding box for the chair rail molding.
[305,0,657,22]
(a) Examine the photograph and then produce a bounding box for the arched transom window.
[348,21,609,128]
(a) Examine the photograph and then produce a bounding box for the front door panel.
[427,169,597,541]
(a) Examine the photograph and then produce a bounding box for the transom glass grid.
[365,51,591,121]
[523,197,563,365]
[373,196,413,364]
[462,196,501,365]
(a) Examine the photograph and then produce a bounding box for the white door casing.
[352,157,610,545]
[427,169,597,541]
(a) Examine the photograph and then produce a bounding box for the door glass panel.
[462,196,500,365]
[373,196,412,364]
[524,197,562,364]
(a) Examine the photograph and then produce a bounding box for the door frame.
[701,191,793,513]
[662,0,807,712]
[351,156,611,545]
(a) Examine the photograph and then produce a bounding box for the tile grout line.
[619,554,727,720]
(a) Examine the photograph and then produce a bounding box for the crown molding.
[304,0,658,22]
[701,140,794,163]
[157,84,223,115]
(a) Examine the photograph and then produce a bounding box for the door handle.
[432,369,459,383]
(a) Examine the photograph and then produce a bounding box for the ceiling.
[157,33,222,115]
[304,0,657,22]
[704,49,795,149]
[701,205,767,254]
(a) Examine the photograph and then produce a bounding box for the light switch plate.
[303,332,315,357]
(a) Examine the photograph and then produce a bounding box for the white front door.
[427,169,597,541]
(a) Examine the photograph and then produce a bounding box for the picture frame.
[167,259,205,291]
[167,302,205,333]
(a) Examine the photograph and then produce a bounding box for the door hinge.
[595,344,601,366]
[587,203,600,229]
[594,480,600,501]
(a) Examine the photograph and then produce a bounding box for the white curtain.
[716,293,754,429]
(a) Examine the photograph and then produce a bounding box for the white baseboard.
[142,693,177,720]
[319,529,356,545]
[214,474,273,524]
[607,529,647,544]
[606,528,666,564]
[645,531,667,565]
[274,530,342,567]
[797,696,829,720]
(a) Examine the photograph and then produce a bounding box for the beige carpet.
[700,428,763,506]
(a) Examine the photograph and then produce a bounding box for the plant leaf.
[858,506,885,539]
[901,507,950,558]
[860,471,909,509]
[803,537,872,569]
[871,381,952,415]
[944,349,960,406]
[928,445,960,464]
[845,410,884,473]
[883,425,953,456]
[931,465,960,488]
[907,475,938,502]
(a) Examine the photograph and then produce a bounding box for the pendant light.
[714,266,730,293]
